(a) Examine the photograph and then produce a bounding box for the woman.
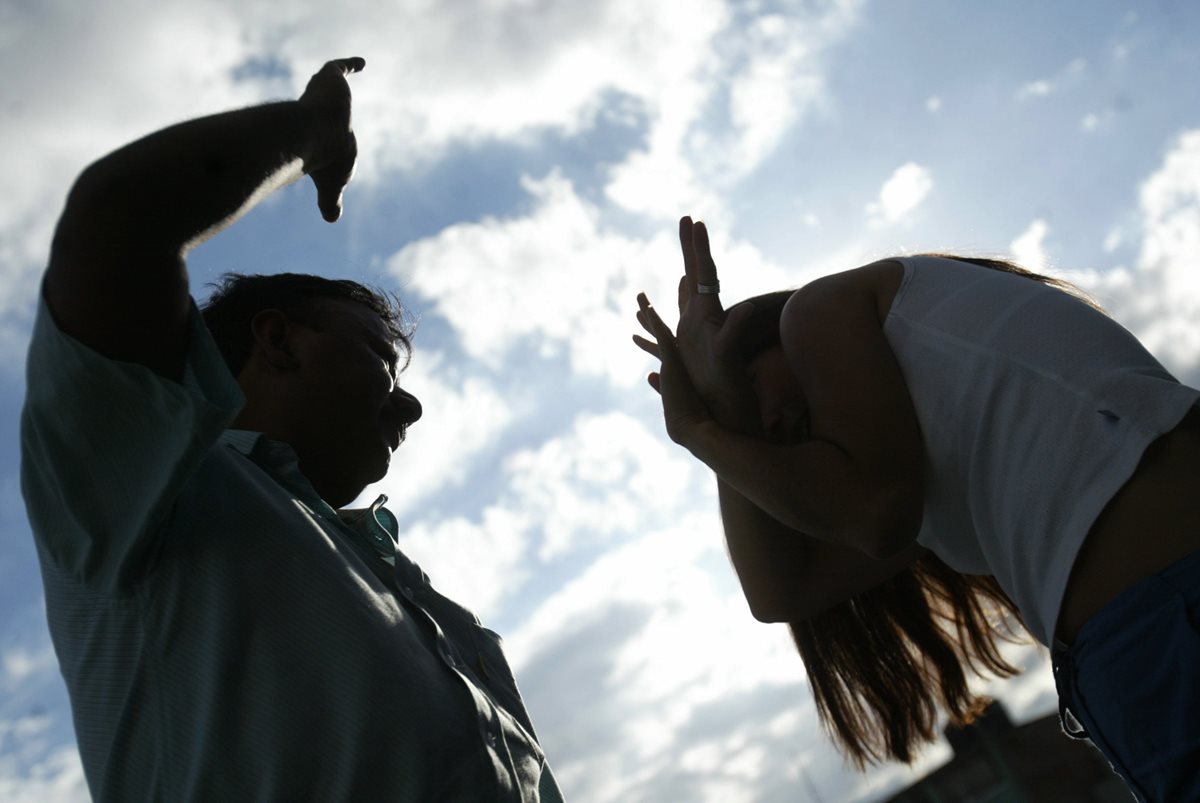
[633,216,1200,801]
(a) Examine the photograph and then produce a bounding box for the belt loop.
[1052,638,1090,740]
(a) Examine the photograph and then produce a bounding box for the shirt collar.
[220,429,331,515]
[220,429,263,457]
[221,429,398,562]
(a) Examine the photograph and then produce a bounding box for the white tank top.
[882,256,1199,645]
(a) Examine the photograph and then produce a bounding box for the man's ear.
[248,309,299,371]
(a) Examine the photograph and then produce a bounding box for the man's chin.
[371,444,392,479]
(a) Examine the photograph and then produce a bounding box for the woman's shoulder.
[788,259,908,325]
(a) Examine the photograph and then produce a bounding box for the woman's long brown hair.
[790,555,1024,766]
[737,254,1100,767]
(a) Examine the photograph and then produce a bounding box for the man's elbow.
[52,160,124,253]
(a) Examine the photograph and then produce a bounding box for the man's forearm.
[57,100,319,261]
[44,59,362,378]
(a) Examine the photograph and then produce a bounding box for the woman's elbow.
[744,587,828,624]
[747,597,791,624]
[855,488,922,560]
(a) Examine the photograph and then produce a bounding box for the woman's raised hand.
[634,216,760,438]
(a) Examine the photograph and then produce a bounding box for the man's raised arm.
[44,57,364,380]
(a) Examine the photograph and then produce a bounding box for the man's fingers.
[312,146,357,222]
[647,372,662,394]
[327,57,366,75]
[317,186,343,222]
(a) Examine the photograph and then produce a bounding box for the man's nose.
[392,387,422,424]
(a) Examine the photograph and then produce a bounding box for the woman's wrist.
[702,391,761,436]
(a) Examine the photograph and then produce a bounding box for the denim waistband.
[1069,545,1200,652]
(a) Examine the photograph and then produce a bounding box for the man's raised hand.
[299,57,365,222]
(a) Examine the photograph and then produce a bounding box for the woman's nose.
[392,387,422,424]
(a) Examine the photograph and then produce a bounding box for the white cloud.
[1016,79,1053,100]
[507,412,697,561]
[502,504,939,802]
[1053,129,1200,382]
[387,171,793,385]
[0,0,267,350]
[1010,218,1050,270]
[389,411,699,620]
[2,646,56,688]
[0,0,853,356]
[867,162,933,225]
[1124,128,1200,374]
[394,507,533,623]
[925,96,942,113]
[605,142,728,225]
[0,720,88,803]
[1014,58,1086,103]
[605,0,863,219]
[1103,228,1123,253]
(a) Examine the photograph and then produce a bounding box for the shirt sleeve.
[20,288,245,593]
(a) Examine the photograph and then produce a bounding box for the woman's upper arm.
[779,260,925,557]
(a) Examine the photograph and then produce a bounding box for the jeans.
[1052,548,1200,802]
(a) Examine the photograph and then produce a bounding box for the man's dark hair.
[200,273,415,377]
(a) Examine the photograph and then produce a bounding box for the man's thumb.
[317,184,343,222]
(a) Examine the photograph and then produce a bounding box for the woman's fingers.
[635,305,654,338]
[632,334,661,359]
[674,217,722,314]
[679,216,697,284]
[637,293,674,343]
[692,221,721,291]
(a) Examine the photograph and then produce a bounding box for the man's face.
[284,298,422,507]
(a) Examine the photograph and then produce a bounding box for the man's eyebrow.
[365,330,400,365]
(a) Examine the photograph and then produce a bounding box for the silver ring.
[697,282,720,295]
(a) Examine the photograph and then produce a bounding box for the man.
[21,58,564,802]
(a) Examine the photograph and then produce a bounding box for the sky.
[1,0,1199,800]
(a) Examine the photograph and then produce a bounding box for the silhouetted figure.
[21,58,563,802]
[634,216,1200,802]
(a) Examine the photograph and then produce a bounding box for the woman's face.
[747,344,810,444]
